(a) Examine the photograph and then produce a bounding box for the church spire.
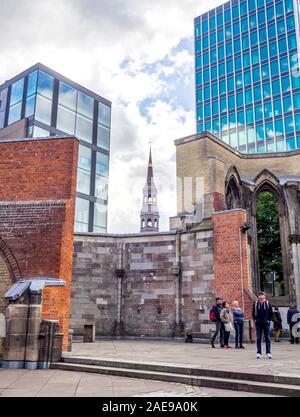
[140,146,160,233]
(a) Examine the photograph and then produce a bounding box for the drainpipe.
[173,231,183,336]
[239,223,250,312]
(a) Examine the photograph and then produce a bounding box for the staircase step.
[61,355,300,387]
[52,362,300,397]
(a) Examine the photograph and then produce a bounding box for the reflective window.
[96,152,109,177]
[77,169,91,195]
[27,71,37,97]
[57,105,76,135]
[77,92,94,119]
[37,71,54,100]
[10,79,24,106]
[33,125,49,137]
[95,175,108,200]
[76,114,93,143]
[94,203,107,229]
[8,102,22,125]
[35,95,52,125]
[75,198,89,232]
[58,82,77,111]
[25,95,36,118]
[97,124,110,150]
[78,145,91,171]
[0,88,8,128]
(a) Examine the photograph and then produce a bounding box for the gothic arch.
[0,237,21,283]
[225,166,243,209]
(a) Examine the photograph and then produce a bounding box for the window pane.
[94,203,107,229]
[37,71,54,100]
[78,145,91,171]
[98,102,111,127]
[8,102,22,125]
[0,111,5,129]
[97,124,110,150]
[77,92,94,119]
[95,175,108,200]
[33,125,49,137]
[75,198,89,224]
[96,152,109,177]
[27,71,37,97]
[58,82,77,111]
[10,79,24,106]
[0,88,8,112]
[35,95,52,125]
[25,95,36,118]
[77,169,91,194]
[57,105,76,134]
[76,114,93,143]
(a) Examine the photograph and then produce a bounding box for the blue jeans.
[256,321,271,354]
[234,321,244,347]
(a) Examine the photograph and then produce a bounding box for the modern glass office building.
[0,63,111,233]
[195,0,300,153]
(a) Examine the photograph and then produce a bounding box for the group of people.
[210,291,300,359]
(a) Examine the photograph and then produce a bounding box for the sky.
[0,0,225,233]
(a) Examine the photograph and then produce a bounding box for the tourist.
[252,291,273,359]
[287,305,300,344]
[220,301,234,349]
[272,306,282,342]
[210,297,224,348]
[232,300,245,349]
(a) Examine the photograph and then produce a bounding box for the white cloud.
[0,0,225,233]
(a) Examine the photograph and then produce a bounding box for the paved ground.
[0,368,272,397]
[0,339,298,397]
[66,339,300,378]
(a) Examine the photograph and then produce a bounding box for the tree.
[256,191,284,294]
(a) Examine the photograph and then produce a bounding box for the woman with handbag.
[220,301,234,349]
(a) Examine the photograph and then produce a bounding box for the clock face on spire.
[140,146,159,233]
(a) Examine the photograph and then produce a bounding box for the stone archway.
[225,166,243,210]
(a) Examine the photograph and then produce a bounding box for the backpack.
[210,308,216,322]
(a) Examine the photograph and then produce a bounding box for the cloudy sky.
[0,0,224,233]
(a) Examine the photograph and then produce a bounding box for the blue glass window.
[8,102,22,125]
[220,97,227,112]
[246,108,254,124]
[210,32,216,46]
[212,100,218,115]
[203,35,209,49]
[242,35,249,49]
[261,64,270,79]
[98,102,111,129]
[233,22,240,36]
[285,116,294,134]
[226,42,233,57]
[210,16,216,30]
[244,71,251,86]
[287,137,296,150]
[211,48,217,63]
[288,34,297,50]
[218,45,225,60]
[196,72,202,85]
[77,92,94,119]
[237,110,245,125]
[234,39,241,53]
[270,60,279,76]
[202,19,208,34]
[269,41,277,58]
[195,24,201,37]
[260,45,268,61]
[293,92,300,110]
[27,71,37,97]
[253,67,260,82]
[240,2,247,15]
[236,73,243,89]
[245,88,253,104]
[25,95,35,118]
[243,52,250,68]
[263,82,271,98]
[227,59,233,73]
[211,65,218,79]
[241,17,248,32]
[224,9,231,22]
[217,12,223,26]
[255,105,263,121]
[196,56,201,70]
[37,71,54,100]
[212,118,220,133]
[203,52,209,66]
[232,5,239,19]
[259,27,267,43]
[295,115,300,131]
[227,76,234,91]
[250,31,258,47]
[283,95,292,112]
[285,0,294,13]
[254,86,262,101]
[275,118,284,135]
[266,5,274,21]
[264,102,273,118]
[249,14,257,29]
[219,62,225,77]
[197,106,203,121]
[272,79,281,96]
[59,82,77,111]
[10,79,24,106]
[205,120,212,131]
[257,124,265,140]
[275,1,284,17]
[292,75,300,89]
[252,49,259,65]
[212,82,218,97]
[236,92,244,107]
[35,95,52,125]
[228,94,235,109]
[218,28,224,43]
[195,39,201,53]
[286,15,295,31]
[281,75,291,92]
[225,25,232,40]
[235,55,242,71]
[268,23,276,40]
[278,38,287,54]
[204,103,211,118]
[273,98,282,115]
[204,68,210,82]
[219,79,226,94]
[258,10,266,25]
[280,56,289,73]
[277,19,285,35]
[265,121,274,138]
[196,89,202,103]
[204,86,210,100]
[248,0,256,12]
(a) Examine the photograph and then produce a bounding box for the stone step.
[61,355,300,387]
[52,361,300,397]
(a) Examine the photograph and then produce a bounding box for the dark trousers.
[290,323,300,343]
[256,321,271,354]
[224,330,230,346]
[234,321,244,347]
[210,321,225,346]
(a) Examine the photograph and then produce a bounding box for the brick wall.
[212,209,253,318]
[0,137,78,350]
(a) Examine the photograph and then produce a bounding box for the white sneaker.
[256,353,261,359]
[267,353,272,359]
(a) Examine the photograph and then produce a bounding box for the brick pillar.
[212,209,253,318]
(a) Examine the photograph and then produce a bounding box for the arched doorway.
[256,191,284,296]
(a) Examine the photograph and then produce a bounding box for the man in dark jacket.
[252,291,273,359]
[210,297,224,348]
[287,305,300,344]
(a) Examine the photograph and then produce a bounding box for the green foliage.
[256,191,283,291]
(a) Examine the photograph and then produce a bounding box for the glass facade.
[0,63,111,233]
[195,0,300,152]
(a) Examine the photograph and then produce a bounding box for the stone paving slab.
[0,369,274,397]
[66,339,300,378]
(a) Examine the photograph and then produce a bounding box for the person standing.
[287,305,300,344]
[220,301,234,349]
[210,297,224,348]
[272,306,282,342]
[232,300,245,349]
[252,291,273,359]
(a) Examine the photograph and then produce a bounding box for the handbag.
[225,322,234,332]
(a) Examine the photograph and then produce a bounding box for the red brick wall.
[0,137,78,350]
[212,209,253,318]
